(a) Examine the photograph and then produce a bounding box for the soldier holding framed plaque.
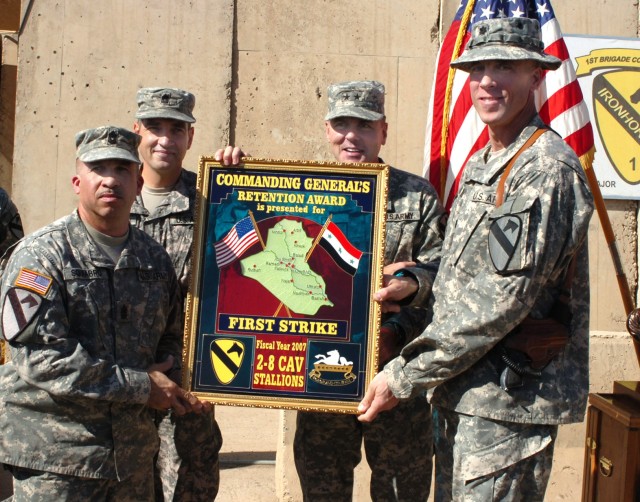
[186,158,387,409]
[211,81,447,502]
[359,19,594,502]
[130,87,221,502]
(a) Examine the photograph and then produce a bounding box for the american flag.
[214,216,259,268]
[423,0,595,210]
[15,268,53,296]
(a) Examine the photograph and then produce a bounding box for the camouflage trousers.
[433,407,557,502]
[9,461,154,502]
[294,396,433,502]
[154,408,222,502]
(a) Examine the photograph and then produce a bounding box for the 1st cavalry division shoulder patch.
[489,215,522,273]
[2,288,43,341]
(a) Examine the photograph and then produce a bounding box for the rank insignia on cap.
[2,288,43,341]
[108,129,119,144]
[14,268,53,296]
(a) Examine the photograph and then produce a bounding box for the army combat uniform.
[0,187,24,261]
[130,168,223,501]
[385,117,594,500]
[0,187,24,365]
[0,210,183,500]
[295,165,446,502]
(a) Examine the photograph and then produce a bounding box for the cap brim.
[78,147,141,164]
[135,110,196,123]
[451,45,562,72]
[325,108,385,121]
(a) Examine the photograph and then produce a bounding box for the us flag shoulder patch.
[14,268,53,296]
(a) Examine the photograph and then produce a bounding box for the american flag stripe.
[423,0,595,210]
[215,234,259,265]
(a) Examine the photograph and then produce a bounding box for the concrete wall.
[1,1,639,501]
[0,35,17,192]
[10,0,234,231]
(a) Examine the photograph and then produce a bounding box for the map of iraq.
[240,218,334,315]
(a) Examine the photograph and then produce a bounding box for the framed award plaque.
[182,157,388,413]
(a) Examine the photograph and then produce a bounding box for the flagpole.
[248,210,265,249]
[581,154,640,365]
[305,214,333,262]
[439,0,476,199]
[584,167,634,315]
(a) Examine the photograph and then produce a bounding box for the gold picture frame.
[182,157,388,413]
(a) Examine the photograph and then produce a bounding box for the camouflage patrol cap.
[451,18,561,72]
[325,80,385,121]
[75,126,141,164]
[135,87,196,123]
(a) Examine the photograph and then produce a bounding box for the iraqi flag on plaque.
[318,221,363,276]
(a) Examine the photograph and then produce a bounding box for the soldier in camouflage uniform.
[0,126,210,501]
[0,187,24,365]
[358,18,595,501]
[0,188,24,261]
[130,88,222,501]
[217,80,447,502]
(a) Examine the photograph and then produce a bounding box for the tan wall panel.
[234,0,440,172]
[238,0,437,58]
[13,1,64,230]
[553,0,638,37]
[13,0,234,233]
[234,52,401,162]
[557,332,640,450]
[0,36,17,189]
[396,56,436,176]
[588,200,638,332]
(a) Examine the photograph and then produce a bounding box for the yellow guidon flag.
[210,339,245,384]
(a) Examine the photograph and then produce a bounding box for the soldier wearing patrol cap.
[216,80,446,502]
[0,125,210,500]
[130,89,222,501]
[135,87,196,124]
[358,17,594,501]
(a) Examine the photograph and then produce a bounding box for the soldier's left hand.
[374,261,418,313]
[147,357,212,415]
[178,390,213,415]
[357,371,399,422]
